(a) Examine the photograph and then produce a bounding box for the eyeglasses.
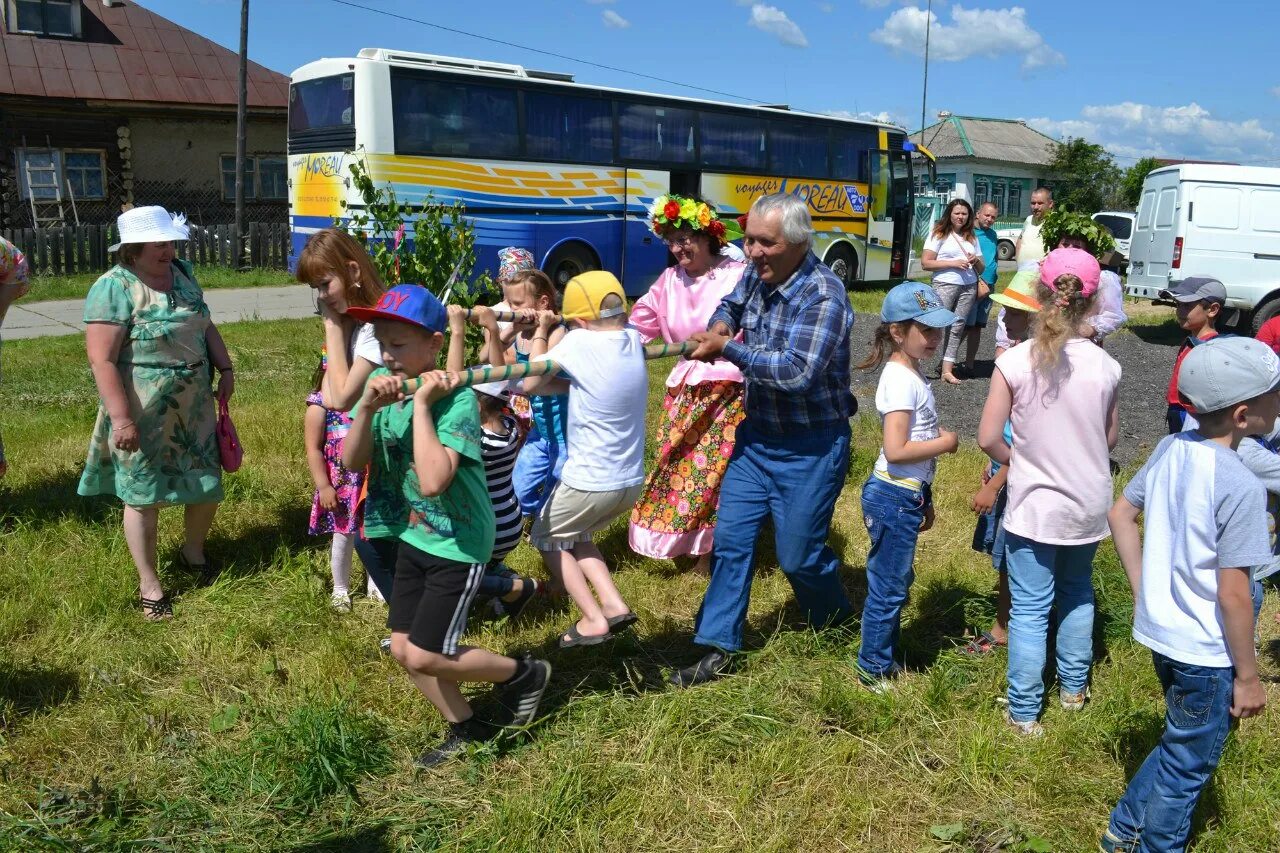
[665,235,697,248]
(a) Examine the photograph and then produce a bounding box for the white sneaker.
[368,583,386,604]
[1004,711,1044,737]
[330,591,352,612]
[1059,688,1087,711]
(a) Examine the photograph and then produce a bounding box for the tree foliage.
[337,158,494,363]
[1038,207,1116,256]
[1045,138,1122,214]
[1119,157,1161,210]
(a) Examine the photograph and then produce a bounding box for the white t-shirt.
[997,338,1121,545]
[1125,432,1271,667]
[351,321,384,366]
[539,327,648,491]
[924,232,979,288]
[1016,215,1047,264]
[873,361,941,486]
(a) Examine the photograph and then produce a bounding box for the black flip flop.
[606,612,639,635]
[558,623,612,650]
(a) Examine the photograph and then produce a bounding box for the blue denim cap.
[881,281,957,328]
[1178,336,1280,413]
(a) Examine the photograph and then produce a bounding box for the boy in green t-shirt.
[344,285,551,768]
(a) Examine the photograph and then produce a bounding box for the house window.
[8,0,81,37]
[974,176,990,209]
[221,155,287,201]
[16,148,106,199]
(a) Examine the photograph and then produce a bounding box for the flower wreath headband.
[648,194,744,247]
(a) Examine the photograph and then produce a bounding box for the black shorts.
[387,542,485,655]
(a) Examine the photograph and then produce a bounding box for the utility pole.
[234,0,249,269]
[919,0,932,137]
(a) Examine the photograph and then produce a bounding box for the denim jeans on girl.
[857,476,927,678]
[1004,531,1099,722]
[353,533,397,600]
[692,422,854,652]
[1106,651,1234,852]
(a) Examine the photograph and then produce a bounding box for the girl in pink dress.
[628,195,747,573]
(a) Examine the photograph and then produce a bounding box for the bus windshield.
[289,73,354,134]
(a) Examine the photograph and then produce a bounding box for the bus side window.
[524,91,612,164]
[619,102,696,165]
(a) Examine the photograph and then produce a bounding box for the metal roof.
[910,116,1057,166]
[0,0,287,108]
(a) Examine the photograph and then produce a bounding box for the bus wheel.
[997,240,1015,261]
[825,244,857,289]
[545,243,598,290]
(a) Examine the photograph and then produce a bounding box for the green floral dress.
[77,260,223,507]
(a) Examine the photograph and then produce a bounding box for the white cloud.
[1270,85,1280,98]
[1026,102,1279,165]
[825,108,904,126]
[871,5,1063,72]
[601,9,631,28]
[748,4,809,47]
[819,2,836,10]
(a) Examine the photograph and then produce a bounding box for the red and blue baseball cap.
[345,284,447,332]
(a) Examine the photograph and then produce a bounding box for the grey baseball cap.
[1159,276,1226,304]
[1178,336,1280,413]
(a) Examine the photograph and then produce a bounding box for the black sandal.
[607,611,639,635]
[558,623,612,650]
[503,578,539,621]
[179,552,217,586]
[140,594,173,621]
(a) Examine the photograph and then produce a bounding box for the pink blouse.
[629,258,746,388]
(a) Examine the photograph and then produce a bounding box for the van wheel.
[997,240,1015,261]
[825,243,858,288]
[1251,295,1280,334]
[545,243,599,290]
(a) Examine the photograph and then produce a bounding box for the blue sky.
[156,0,1280,166]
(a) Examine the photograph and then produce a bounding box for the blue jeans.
[1004,531,1099,721]
[353,533,397,599]
[692,421,854,652]
[857,477,926,677]
[1107,651,1235,852]
[513,430,565,516]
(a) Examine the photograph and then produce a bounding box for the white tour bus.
[1127,164,1280,331]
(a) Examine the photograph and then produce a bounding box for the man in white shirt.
[1014,187,1053,265]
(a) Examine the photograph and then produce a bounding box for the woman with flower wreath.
[627,195,747,574]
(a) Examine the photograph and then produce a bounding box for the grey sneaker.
[1060,688,1087,711]
[414,717,496,769]
[1004,711,1044,737]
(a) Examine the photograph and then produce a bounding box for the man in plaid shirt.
[671,193,856,687]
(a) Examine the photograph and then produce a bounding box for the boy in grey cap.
[1102,336,1278,852]
[1160,276,1228,434]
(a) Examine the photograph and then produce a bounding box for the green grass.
[0,317,1277,851]
[23,266,295,302]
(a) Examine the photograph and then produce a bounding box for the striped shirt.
[709,251,855,434]
[482,414,524,563]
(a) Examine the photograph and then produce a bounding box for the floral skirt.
[628,380,745,559]
[310,431,364,536]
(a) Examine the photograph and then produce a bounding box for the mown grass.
[0,315,1275,851]
[23,266,294,302]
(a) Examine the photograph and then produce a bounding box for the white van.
[1127,164,1280,331]
[1091,210,1135,259]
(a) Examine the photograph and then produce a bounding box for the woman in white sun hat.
[78,205,234,620]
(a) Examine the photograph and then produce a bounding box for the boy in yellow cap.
[523,271,648,648]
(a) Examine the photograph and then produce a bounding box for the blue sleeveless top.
[515,340,569,445]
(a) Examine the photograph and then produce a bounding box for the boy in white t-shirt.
[524,271,648,649]
[1102,336,1278,852]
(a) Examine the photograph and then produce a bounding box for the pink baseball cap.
[1039,247,1101,297]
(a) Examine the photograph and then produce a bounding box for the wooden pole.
[399,341,695,394]
[233,0,249,271]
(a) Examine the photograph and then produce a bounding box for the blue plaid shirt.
[709,251,855,434]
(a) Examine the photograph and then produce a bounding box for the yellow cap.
[561,270,627,320]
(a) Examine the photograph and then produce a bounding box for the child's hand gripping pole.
[397,341,695,394]
[463,307,561,324]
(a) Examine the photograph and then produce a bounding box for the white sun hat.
[109,205,191,252]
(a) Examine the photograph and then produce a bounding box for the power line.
[323,0,763,104]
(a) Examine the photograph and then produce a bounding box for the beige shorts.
[530,481,644,551]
